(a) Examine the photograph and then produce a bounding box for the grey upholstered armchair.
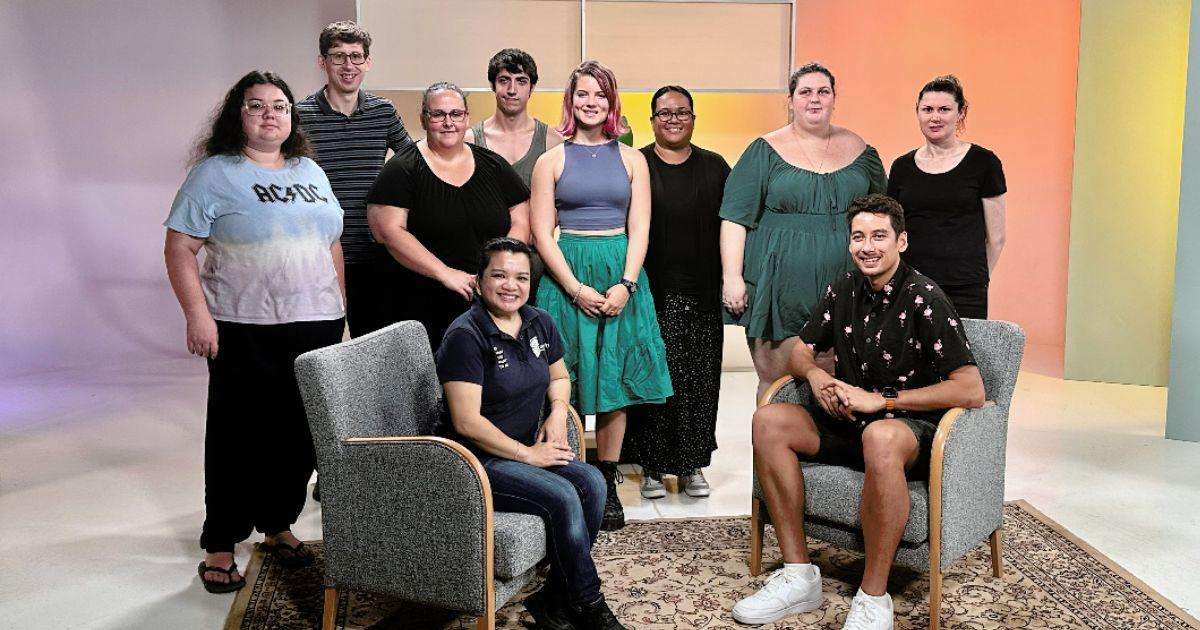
[749,318,1025,630]
[294,321,585,630]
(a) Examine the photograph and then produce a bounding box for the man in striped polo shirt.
[297,20,413,338]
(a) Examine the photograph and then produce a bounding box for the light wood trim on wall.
[343,436,496,625]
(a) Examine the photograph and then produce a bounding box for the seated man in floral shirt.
[733,193,986,630]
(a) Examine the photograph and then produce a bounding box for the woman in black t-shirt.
[624,86,730,499]
[367,82,531,348]
[887,75,1007,319]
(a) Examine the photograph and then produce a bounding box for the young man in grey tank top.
[466,48,563,301]
[466,48,563,186]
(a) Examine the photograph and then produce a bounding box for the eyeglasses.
[242,100,292,117]
[424,109,467,123]
[324,51,367,66]
[653,109,695,122]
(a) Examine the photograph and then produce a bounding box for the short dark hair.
[650,85,693,113]
[917,74,968,129]
[789,62,836,95]
[487,48,539,87]
[846,193,905,234]
[477,237,533,278]
[319,20,371,56]
[191,70,310,165]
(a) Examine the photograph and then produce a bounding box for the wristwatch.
[620,279,638,294]
[881,387,899,412]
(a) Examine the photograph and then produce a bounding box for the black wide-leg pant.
[199,318,344,553]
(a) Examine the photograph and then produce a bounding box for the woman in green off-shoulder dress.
[719,63,886,398]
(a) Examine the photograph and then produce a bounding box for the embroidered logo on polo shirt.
[492,346,509,369]
[530,336,542,358]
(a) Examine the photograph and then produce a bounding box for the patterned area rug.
[224,501,1198,629]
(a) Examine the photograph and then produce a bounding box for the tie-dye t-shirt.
[165,154,345,324]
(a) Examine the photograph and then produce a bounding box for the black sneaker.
[524,585,578,630]
[571,595,626,630]
[597,462,625,531]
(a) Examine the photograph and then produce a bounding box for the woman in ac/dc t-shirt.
[887,75,1007,319]
[164,70,345,594]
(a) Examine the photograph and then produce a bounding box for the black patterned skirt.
[623,293,723,476]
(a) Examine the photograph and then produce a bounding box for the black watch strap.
[620,279,638,294]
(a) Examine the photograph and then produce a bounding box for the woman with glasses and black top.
[887,75,1007,319]
[624,86,730,500]
[367,82,532,349]
[164,71,346,593]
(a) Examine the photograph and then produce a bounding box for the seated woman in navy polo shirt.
[436,238,624,630]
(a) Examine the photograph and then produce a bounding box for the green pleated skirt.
[537,233,673,415]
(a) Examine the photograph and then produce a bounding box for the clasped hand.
[573,283,628,318]
[807,371,885,421]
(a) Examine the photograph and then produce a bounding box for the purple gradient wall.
[0,1,355,377]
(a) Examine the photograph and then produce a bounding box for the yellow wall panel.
[1064,0,1190,385]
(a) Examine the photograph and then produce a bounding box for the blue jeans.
[483,458,606,606]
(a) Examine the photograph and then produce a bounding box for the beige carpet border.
[223,499,1200,629]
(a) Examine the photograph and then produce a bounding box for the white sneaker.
[640,473,666,499]
[842,589,894,630]
[732,564,823,625]
[683,469,711,497]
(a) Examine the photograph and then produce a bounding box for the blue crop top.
[555,140,630,230]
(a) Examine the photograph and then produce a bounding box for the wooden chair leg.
[322,587,338,630]
[477,579,497,630]
[990,528,1004,578]
[928,570,942,630]
[749,497,765,576]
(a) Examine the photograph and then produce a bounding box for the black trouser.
[345,260,390,338]
[940,281,989,320]
[200,318,344,553]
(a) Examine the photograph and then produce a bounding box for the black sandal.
[260,539,314,568]
[197,561,246,594]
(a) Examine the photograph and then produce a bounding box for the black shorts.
[801,401,937,479]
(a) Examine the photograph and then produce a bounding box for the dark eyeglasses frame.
[653,110,695,122]
[424,109,468,123]
[324,52,368,66]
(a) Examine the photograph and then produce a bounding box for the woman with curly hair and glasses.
[164,70,346,593]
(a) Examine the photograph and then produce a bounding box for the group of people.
[164,18,1007,630]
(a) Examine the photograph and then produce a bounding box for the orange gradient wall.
[794,1,1081,372]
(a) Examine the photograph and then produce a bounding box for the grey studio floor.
[2,356,1199,629]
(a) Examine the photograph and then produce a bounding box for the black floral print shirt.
[799,261,976,423]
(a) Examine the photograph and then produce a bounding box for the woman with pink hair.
[530,61,672,533]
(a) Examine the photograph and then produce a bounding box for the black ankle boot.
[596,461,625,531]
[524,584,577,630]
[571,595,626,630]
